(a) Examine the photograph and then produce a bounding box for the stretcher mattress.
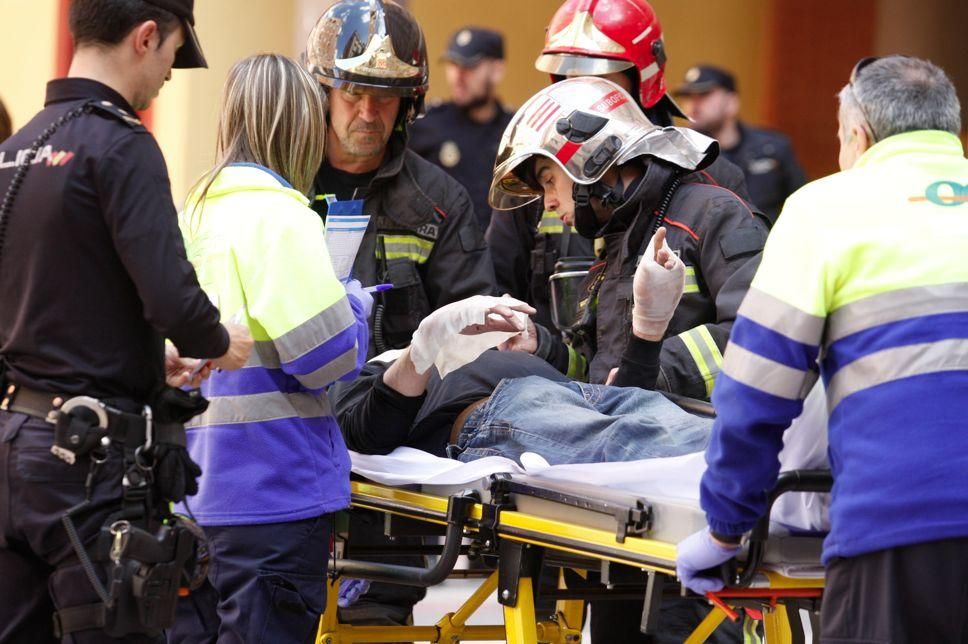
[350,448,825,579]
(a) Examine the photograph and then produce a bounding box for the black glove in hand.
[152,444,202,503]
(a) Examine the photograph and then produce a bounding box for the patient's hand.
[409,295,535,375]
[632,227,685,341]
[462,300,535,335]
[497,316,537,354]
[605,367,619,385]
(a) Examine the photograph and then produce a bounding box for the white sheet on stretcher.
[352,383,830,535]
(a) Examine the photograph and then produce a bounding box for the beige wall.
[876,0,968,130]
[154,0,299,203]
[410,0,770,123]
[2,0,963,199]
[0,0,59,133]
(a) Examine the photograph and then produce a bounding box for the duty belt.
[0,383,186,461]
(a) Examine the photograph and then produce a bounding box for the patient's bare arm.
[383,347,432,397]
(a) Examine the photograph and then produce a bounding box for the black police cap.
[673,65,737,96]
[442,27,504,67]
[141,0,207,69]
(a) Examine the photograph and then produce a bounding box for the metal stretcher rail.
[318,469,831,643]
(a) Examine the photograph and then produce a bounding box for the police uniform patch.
[747,158,779,175]
[439,141,461,168]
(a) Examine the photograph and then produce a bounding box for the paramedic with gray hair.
[676,55,968,642]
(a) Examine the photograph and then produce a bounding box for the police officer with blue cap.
[0,1,252,641]
[675,65,807,224]
[409,26,514,231]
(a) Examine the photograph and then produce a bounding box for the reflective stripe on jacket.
[178,165,368,525]
[701,131,968,562]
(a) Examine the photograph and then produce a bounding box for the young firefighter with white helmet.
[492,77,767,400]
[487,0,763,349]
[491,75,766,644]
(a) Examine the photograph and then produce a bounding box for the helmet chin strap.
[572,178,626,239]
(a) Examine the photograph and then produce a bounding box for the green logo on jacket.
[912,181,968,207]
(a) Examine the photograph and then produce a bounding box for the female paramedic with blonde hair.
[169,54,371,643]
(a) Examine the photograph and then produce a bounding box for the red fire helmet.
[535,0,670,110]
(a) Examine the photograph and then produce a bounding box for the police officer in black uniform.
[675,65,807,224]
[0,1,251,641]
[409,27,514,231]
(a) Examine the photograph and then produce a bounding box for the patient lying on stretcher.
[331,227,828,518]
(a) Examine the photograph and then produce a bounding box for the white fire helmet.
[489,76,717,211]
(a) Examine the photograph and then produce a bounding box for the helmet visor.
[489,153,544,211]
[535,53,633,77]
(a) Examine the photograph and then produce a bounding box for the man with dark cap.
[0,0,253,642]
[676,65,806,223]
[409,26,514,231]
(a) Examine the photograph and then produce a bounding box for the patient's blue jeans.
[450,376,713,464]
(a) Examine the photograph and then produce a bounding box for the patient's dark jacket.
[331,337,662,457]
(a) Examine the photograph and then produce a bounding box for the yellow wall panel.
[410,0,769,125]
[153,0,298,203]
[0,0,59,133]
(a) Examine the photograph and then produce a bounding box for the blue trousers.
[449,377,740,643]
[451,376,712,464]
[169,514,332,644]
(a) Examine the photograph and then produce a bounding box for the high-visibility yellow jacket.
[701,131,968,562]
[178,164,368,525]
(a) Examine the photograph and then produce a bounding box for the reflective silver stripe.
[827,338,968,411]
[275,300,357,365]
[297,345,359,390]
[678,327,722,398]
[738,288,825,345]
[684,267,699,294]
[827,283,968,344]
[187,390,332,428]
[722,343,816,400]
[248,341,281,369]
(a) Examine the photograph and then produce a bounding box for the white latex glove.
[632,227,685,341]
[409,295,536,377]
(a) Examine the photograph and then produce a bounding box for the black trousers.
[169,514,333,644]
[821,537,968,643]
[335,509,426,627]
[0,411,160,643]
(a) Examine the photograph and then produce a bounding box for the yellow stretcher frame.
[316,477,826,644]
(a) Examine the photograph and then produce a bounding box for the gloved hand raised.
[632,227,685,341]
[410,295,536,377]
[676,528,742,595]
[344,279,374,320]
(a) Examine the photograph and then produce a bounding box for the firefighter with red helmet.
[489,0,764,385]
[535,0,680,121]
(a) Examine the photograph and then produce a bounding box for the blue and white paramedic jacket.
[178,164,368,525]
[700,131,968,563]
